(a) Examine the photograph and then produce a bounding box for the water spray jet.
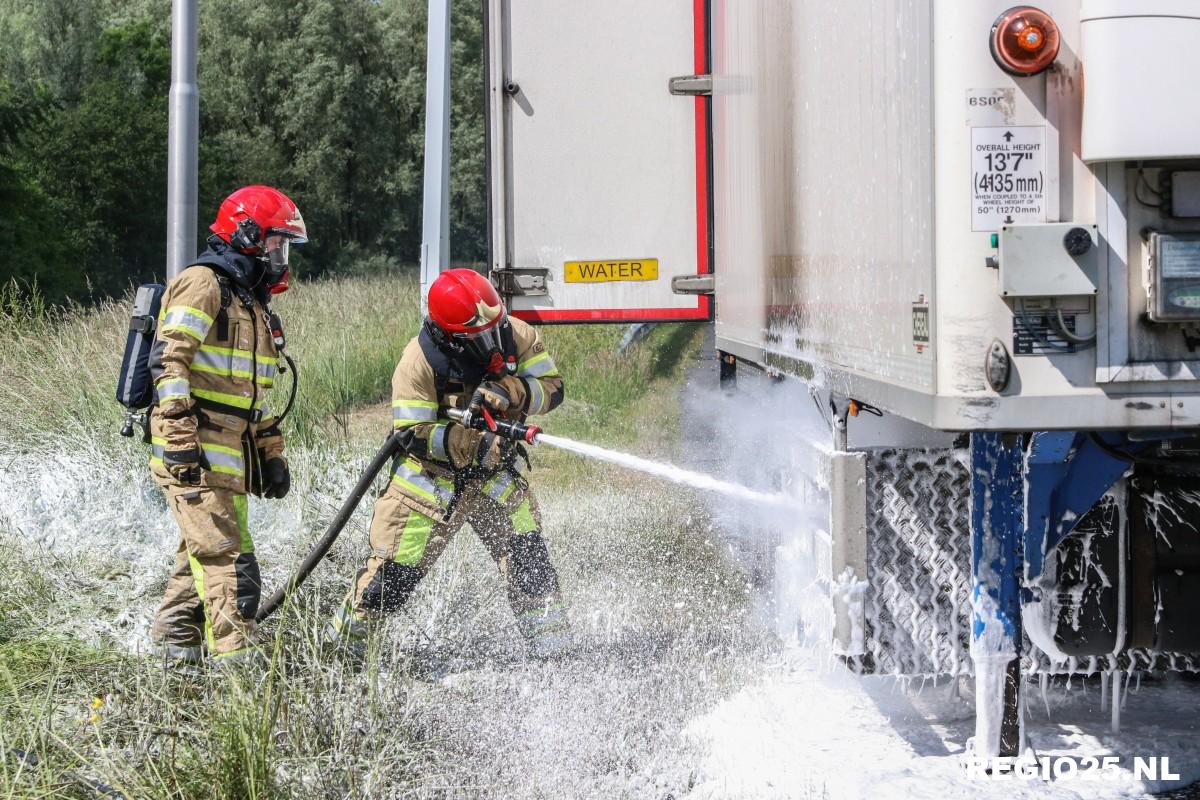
[256,411,796,622]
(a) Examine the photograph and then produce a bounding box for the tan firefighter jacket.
[388,316,563,519]
[149,264,285,493]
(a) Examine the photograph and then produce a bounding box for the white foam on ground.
[0,438,369,651]
[686,649,1200,799]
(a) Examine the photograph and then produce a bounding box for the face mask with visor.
[261,231,305,294]
[452,324,507,370]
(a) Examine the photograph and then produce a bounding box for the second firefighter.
[328,269,571,658]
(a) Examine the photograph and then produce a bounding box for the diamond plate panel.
[862,449,972,677]
[859,447,1199,677]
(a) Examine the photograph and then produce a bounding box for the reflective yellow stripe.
[192,387,255,410]
[510,500,537,534]
[390,475,435,504]
[519,604,569,634]
[170,305,213,325]
[389,458,454,507]
[329,601,369,640]
[516,603,570,641]
[256,359,277,386]
[192,346,276,386]
[190,361,245,378]
[160,306,214,341]
[197,343,245,357]
[484,471,518,504]
[394,510,435,565]
[233,494,252,552]
[186,553,218,653]
[517,351,559,378]
[150,436,244,476]
[428,423,450,461]
[523,377,547,415]
[392,400,438,427]
[392,400,438,410]
[157,378,191,402]
[201,442,245,477]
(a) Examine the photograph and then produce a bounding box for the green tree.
[199,0,414,271]
[0,0,489,303]
[200,0,487,273]
[23,16,171,297]
[0,80,69,299]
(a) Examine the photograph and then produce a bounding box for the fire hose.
[255,403,541,623]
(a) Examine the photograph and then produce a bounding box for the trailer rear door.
[485,0,711,323]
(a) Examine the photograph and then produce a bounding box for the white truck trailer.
[478,0,1200,760]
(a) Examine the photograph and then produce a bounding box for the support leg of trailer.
[718,350,736,393]
[969,432,1025,760]
[1111,669,1122,733]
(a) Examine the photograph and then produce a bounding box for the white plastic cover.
[1081,1,1200,161]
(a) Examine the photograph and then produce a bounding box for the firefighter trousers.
[151,485,261,660]
[328,470,569,651]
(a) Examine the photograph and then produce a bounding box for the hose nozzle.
[447,407,541,444]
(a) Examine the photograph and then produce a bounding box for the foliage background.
[0,0,486,304]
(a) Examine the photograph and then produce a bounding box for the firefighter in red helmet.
[328,269,572,659]
[149,185,307,665]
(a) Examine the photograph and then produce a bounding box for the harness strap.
[214,277,233,341]
[499,320,518,375]
[194,396,263,423]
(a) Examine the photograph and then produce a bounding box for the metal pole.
[419,0,452,314]
[166,0,199,280]
[969,432,1025,761]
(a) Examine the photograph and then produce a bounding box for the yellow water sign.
[564,258,659,283]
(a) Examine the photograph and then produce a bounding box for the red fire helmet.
[210,185,307,251]
[209,185,307,293]
[427,269,509,366]
[428,269,506,334]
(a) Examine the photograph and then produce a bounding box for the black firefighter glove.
[475,431,505,470]
[476,376,528,415]
[263,457,291,499]
[163,449,203,486]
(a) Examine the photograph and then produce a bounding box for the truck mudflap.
[806,447,1200,678]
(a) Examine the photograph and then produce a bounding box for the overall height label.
[971,126,1047,232]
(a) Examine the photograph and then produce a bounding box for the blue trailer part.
[970,429,1192,759]
[1023,432,1138,584]
[969,433,1025,759]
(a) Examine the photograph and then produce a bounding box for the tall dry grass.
[0,273,702,449]
[0,272,422,451]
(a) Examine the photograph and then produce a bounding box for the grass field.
[0,274,763,799]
